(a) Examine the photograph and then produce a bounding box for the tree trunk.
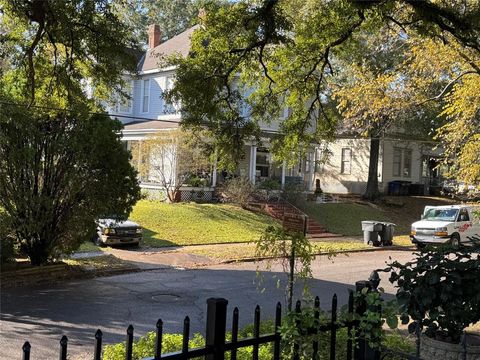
[363,136,381,201]
[26,238,50,266]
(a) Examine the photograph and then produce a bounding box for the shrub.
[387,246,480,343]
[221,177,257,207]
[102,312,415,360]
[0,107,141,265]
[0,213,16,264]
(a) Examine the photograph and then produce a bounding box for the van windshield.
[424,208,459,222]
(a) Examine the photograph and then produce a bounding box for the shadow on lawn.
[141,227,178,247]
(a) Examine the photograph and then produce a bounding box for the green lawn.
[129,200,276,247]
[301,203,393,236]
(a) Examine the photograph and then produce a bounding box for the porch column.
[137,140,143,181]
[249,145,257,184]
[212,157,218,188]
[281,161,286,189]
[308,151,315,191]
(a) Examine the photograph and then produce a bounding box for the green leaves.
[0,105,141,264]
[386,246,480,343]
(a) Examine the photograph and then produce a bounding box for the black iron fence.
[20,272,421,360]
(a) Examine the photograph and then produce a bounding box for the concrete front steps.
[264,202,342,238]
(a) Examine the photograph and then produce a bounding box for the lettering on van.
[458,223,471,232]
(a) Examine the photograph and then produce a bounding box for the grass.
[301,202,392,236]
[301,196,455,236]
[77,241,102,252]
[129,200,276,247]
[74,197,423,258]
[64,254,135,271]
[179,236,411,262]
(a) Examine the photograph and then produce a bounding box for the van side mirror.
[421,214,425,219]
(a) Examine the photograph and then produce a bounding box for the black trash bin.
[361,221,383,246]
[379,222,396,246]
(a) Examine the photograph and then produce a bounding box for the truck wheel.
[93,234,105,247]
[450,234,461,249]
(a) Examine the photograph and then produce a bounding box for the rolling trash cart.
[361,221,396,247]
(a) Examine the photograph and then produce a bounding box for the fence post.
[205,298,228,360]
[22,341,31,360]
[354,271,381,360]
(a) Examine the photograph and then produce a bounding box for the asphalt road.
[0,250,414,359]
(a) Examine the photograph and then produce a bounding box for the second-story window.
[341,148,352,174]
[163,76,178,114]
[142,79,150,113]
[117,81,133,113]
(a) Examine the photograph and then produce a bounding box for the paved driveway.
[0,250,414,359]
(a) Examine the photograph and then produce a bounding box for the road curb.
[215,245,416,265]
[2,245,415,287]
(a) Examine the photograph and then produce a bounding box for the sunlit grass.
[129,200,276,247]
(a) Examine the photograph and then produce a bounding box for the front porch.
[121,121,316,200]
[230,144,317,191]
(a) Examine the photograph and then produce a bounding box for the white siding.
[381,139,442,192]
[315,138,382,194]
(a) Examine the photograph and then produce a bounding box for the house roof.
[138,25,200,72]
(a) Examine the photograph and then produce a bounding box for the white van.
[410,205,480,248]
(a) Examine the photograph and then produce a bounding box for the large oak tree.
[168,0,480,196]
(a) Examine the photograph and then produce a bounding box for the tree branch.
[417,70,478,105]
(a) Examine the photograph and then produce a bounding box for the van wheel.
[450,234,461,249]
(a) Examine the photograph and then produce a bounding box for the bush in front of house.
[221,176,258,207]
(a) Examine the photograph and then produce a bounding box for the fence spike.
[155,319,163,360]
[295,300,301,312]
[94,329,103,360]
[347,290,354,360]
[59,335,68,360]
[126,325,134,360]
[274,302,282,360]
[182,316,190,353]
[253,305,260,360]
[231,308,239,360]
[22,341,31,360]
[313,296,320,360]
[293,300,301,360]
[330,294,338,360]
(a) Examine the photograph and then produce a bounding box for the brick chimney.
[147,24,161,49]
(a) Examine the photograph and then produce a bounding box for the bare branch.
[417,70,478,105]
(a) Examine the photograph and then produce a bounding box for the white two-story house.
[110,24,444,200]
[109,24,317,201]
